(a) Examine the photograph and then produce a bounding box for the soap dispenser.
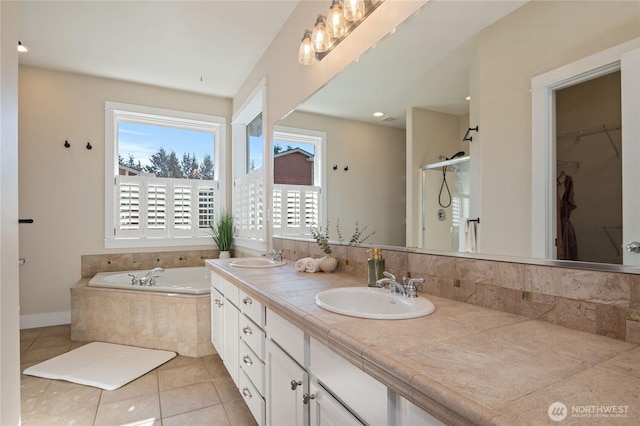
[367,248,385,287]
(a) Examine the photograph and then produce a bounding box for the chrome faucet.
[375,271,424,298]
[139,267,164,286]
[263,249,283,262]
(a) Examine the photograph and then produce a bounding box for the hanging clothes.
[560,174,578,260]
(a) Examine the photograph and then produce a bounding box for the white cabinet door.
[210,286,224,355]
[223,298,239,386]
[266,339,307,426]
[309,381,362,426]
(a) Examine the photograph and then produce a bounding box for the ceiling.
[17,1,299,98]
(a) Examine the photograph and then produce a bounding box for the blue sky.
[118,121,214,168]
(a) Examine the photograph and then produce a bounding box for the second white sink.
[315,287,435,320]
[230,258,286,268]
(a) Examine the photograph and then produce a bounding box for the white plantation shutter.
[272,184,320,235]
[234,170,264,240]
[118,177,141,236]
[115,176,216,239]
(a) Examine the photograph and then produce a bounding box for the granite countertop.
[206,259,640,425]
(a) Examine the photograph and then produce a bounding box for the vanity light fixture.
[311,15,331,53]
[298,30,316,66]
[17,41,28,53]
[298,0,385,65]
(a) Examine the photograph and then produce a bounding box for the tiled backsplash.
[273,237,640,343]
[81,249,220,278]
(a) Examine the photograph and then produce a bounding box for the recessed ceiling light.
[17,41,28,53]
[373,111,384,117]
[465,96,471,101]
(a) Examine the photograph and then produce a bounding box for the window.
[272,127,325,236]
[105,102,226,248]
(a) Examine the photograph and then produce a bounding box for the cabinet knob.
[242,326,253,336]
[243,355,253,366]
[242,297,253,305]
[302,393,315,405]
[290,379,302,390]
[242,387,252,399]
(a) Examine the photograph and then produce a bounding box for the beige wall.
[280,110,406,246]
[1,1,22,422]
[473,0,639,257]
[18,67,232,322]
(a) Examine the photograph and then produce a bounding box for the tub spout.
[140,267,164,286]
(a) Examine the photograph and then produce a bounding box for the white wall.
[1,1,22,422]
[18,67,231,325]
[473,0,640,257]
[280,110,406,246]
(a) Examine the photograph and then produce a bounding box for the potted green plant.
[210,210,234,258]
[310,223,337,272]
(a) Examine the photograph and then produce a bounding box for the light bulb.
[343,0,365,22]
[311,15,330,53]
[298,30,316,66]
[326,0,346,39]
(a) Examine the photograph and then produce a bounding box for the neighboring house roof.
[274,148,314,160]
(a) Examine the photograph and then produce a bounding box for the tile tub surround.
[70,279,214,357]
[80,249,220,278]
[207,258,640,425]
[273,237,640,343]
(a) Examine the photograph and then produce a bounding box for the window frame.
[104,101,226,249]
[272,126,327,237]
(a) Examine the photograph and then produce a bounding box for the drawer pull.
[242,387,252,399]
[303,393,315,405]
[290,379,302,391]
[242,297,253,305]
[243,355,253,366]
[242,326,253,336]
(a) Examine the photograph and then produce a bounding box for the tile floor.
[20,324,257,425]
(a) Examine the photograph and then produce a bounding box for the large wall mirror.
[275,0,640,271]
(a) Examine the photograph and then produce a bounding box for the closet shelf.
[557,121,621,158]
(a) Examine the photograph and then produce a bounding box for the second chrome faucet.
[375,271,424,298]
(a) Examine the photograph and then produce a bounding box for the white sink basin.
[315,287,435,320]
[230,258,287,269]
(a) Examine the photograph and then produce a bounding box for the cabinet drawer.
[222,278,239,307]
[240,340,265,396]
[266,308,304,366]
[239,288,265,327]
[239,314,266,359]
[210,273,222,293]
[240,369,265,426]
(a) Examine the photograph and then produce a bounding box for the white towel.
[305,258,322,273]
[459,217,469,253]
[295,257,312,272]
[466,220,477,253]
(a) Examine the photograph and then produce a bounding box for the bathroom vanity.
[206,259,640,425]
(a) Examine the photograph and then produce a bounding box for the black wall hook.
[344,166,349,171]
[86,142,92,150]
[333,165,338,170]
[64,140,70,148]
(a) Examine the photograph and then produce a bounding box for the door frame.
[531,38,640,261]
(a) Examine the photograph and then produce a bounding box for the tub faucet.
[263,249,283,262]
[140,267,164,286]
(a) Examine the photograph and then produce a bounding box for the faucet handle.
[128,274,138,285]
[405,277,424,298]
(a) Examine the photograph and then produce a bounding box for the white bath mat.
[23,342,176,391]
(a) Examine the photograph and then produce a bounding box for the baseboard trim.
[20,311,70,329]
